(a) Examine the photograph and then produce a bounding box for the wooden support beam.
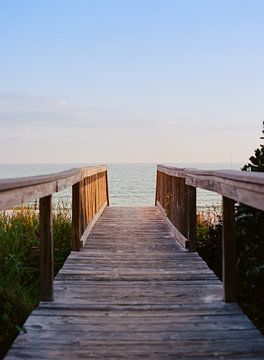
[222,196,237,302]
[39,195,53,301]
[72,182,81,251]
[187,185,197,251]
[105,171,110,206]
[155,171,159,205]
[80,180,85,234]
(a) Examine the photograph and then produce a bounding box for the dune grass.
[1,200,263,357]
[196,206,264,334]
[0,202,72,358]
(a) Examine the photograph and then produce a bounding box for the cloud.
[0,92,69,112]
[0,91,194,132]
[200,125,258,132]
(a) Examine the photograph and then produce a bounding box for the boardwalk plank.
[5,206,264,359]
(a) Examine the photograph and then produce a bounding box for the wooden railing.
[156,165,264,302]
[0,166,109,301]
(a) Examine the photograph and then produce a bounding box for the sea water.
[0,163,242,210]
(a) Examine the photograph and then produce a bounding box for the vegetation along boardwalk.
[2,165,264,358]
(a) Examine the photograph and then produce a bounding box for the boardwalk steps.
[5,207,264,359]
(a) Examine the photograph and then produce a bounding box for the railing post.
[222,196,237,302]
[187,185,196,251]
[83,177,88,229]
[105,171,110,206]
[39,195,53,301]
[155,170,159,205]
[72,182,81,251]
[80,179,85,234]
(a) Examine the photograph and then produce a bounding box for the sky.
[0,0,263,164]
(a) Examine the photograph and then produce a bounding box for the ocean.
[0,163,243,210]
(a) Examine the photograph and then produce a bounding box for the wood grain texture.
[158,165,264,186]
[0,181,57,211]
[5,207,264,359]
[156,201,188,248]
[0,166,107,211]
[158,164,264,211]
[187,185,197,251]
[0,166,107,192]
[72,182,81,251]
[79,201,107,247]
[39,195,53,301]
[222,197,237,302]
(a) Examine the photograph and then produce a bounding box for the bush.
[196,122,264,333]
[196,208,222,280]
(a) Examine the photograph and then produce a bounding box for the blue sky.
[0,0,263,163]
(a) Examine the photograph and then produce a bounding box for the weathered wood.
[0,166,107,192]
[79,201,107,247]
[72,182,81,251]
[156,164,264,306]
[6,207,264,359]
[156,201,188,248]
[156,170,189,247]
[39,195,53,301]
[71,171,109,251]
[187,185,196,251]
[185,172,264,211]
[0,165,107,211]
[157,165,186,178]
[186,168,264,185]
[80,180,85,234]
[158,164,264,211]
[0,181,57,211]
[0,168,80,191]
[222,197,237,302]
[155,170,159,205]
[159,165,264,186]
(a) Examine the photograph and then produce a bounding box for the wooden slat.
[187,185,196,251]
[186,168,264,186]
[72,172,109,251]
[80,180,85,234]
[72,182,81,251]
[0,166,107,211]
[158,165,264,186]
[186,174,264,211]
[0,181,56,211]
[158,164,264,211]
[39,195,53,301]
[0,166,107,192]
[222,197,237,302]
[105,171,110,206]
[157,165,186,178]
[156,201,188,248]
[79,202,107,247]
[0,168,80,191]
[6,207,264,359]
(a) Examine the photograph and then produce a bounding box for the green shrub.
[196,123,264,333]
[0,202,72,358]
[196,208,222,280]
[235,122,264,331]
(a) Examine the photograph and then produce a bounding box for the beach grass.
[1,201,263,357]
[196,207,264,334]
[0,202,72,358]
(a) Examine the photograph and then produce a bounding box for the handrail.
[0,165,109,301]
[158,164,264,184]
[156,164,264,303]
[157,165,264,210]
[0,168,80,191]
[0,166,107,210]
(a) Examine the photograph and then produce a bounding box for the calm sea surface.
[0,163,242,210]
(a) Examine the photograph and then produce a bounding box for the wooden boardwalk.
[5,207,264,359]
